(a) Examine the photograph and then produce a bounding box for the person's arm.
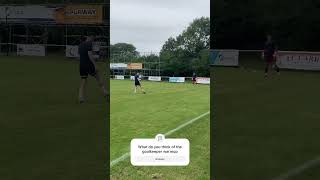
[88,51,96,64]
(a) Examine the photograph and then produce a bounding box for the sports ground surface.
[212,54,320,180]
[110,80,210,179]
[0,55,108,179]
[3,54,318,180]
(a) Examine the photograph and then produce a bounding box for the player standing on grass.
[192,72,197,84]
[78,36,108,103]
[134,72,146,94]
[262,34,280,78]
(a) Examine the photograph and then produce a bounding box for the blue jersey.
[135,75,140,83]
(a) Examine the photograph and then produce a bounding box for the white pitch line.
[110,152,130,167]
[110,111,210,167]
[271,156,320,180]
[164,111,210,136]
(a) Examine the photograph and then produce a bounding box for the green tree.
[110,43,139,56]
[160,17,210,77]
[110,43,139,63]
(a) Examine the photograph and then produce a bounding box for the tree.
[110,43,139,63]
[160,17,210,77]
[110,43,139,56]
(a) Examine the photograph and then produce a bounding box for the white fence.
[0,43,108,61]
[276,51,320,71]
[211,49,320,71]
[110,75,210,85]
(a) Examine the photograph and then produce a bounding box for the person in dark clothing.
[192,72,197,84]
[78,36,108,103]
[262,34,280,78]
[134,72,146,94]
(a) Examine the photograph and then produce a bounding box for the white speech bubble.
[130,134,190,166]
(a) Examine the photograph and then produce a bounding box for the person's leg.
[79,78,87,103]
[87,61,108,97]
[134,85,137,93]
[264,63,269,78]
[139,85,146,93]
[274,63,280,75]
[79,62,88,103]
[93,71,108,97]
[135,83,145,94]
[265,56,274,78]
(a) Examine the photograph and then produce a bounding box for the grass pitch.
[110,80,210,179]
[212,57,320,180]
[0,55,108,180]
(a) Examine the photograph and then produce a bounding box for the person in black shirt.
[134,72,146,94]
[192,72,197,85]
[262,34,280,78]
[78,36,108,103]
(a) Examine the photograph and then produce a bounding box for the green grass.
[110,80,210,179]
[0,56,108,180]
[212,64,320,180]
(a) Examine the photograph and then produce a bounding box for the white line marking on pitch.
[110,111,210,167]
[271,156,320,180]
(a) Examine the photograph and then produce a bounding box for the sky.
[111,0,210,53]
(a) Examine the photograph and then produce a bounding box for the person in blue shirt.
[134,72,146,94]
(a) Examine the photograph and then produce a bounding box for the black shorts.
[135,81,141,86]
[80,62,96,79]
[265,56,276,64]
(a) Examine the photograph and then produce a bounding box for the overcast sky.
[111,0,210,53]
